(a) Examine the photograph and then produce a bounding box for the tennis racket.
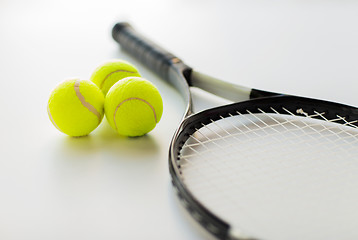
[112,22,358,240]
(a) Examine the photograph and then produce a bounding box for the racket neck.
[190,71,252,102]
[190,71,281,101]
[168,62,194,115]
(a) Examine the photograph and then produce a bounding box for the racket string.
[179,123,267,231]
[181,109,358,163]
[177,107,358,240]
[182,108,358,152]
[260,108,358,151]
[181,112,314,208]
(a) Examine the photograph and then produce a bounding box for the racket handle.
[112,22,182,80]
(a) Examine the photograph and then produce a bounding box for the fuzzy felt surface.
[48,79,105,137]
[90,60,141,95]
[105,77,163,137]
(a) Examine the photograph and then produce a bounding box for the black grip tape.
[112,22,181,80]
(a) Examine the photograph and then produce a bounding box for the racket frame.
[112,22,358,240]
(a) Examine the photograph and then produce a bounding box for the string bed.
[177,107,358,240]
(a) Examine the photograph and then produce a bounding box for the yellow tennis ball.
[90,60,141,95]
[105,77,163,137]
[47,79,105,137]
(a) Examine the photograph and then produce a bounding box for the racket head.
[169,95,358,240]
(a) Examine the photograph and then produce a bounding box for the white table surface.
[1,1,358,239]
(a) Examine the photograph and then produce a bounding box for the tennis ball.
[90,60,141,95]
[47,79,105,137]
[105,77,163,137]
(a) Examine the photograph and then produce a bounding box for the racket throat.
[190,71,252,102]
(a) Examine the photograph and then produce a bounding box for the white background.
[1,0,358,239]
